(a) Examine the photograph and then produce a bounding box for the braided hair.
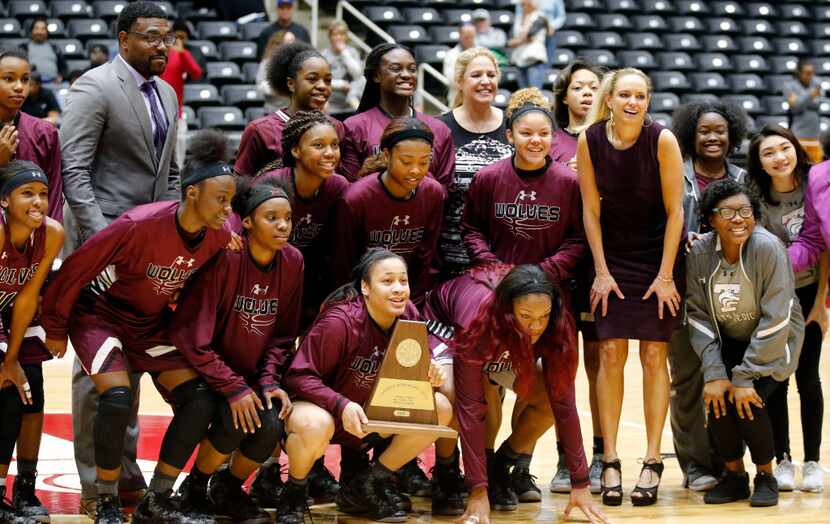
[281,110,337,167]
[266,42,326,98]
[356,43,415,114]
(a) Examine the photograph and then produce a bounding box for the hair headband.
[242,185,289,218]
[380,128,434,151]
[508,104,553,128]
[182,163,233,188]
[1,169,48,196]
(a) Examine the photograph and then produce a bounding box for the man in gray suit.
[59,2,180,518]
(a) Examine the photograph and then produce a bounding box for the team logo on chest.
[367,215,425,254]
[290,213,323,248]
[483,350,513,374]
[234,283,279,336]
[146,256,198,296]
[494,190,561,240]
[0,261,39,311]
[350,346,381,391]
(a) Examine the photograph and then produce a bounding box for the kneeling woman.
[170,179,302,523]
[687,179,805,508]
[425,264,607,524]
[282,249,452,523]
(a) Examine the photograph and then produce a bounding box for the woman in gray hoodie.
[686,179,804,508]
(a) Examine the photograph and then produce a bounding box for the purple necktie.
[140,81,167,161]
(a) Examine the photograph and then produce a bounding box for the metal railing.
[301,0,319,48]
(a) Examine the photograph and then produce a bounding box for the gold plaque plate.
[369,378,434,411]
[395,338,422,368]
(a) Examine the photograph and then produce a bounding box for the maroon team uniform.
[550,128,578,166]
[421,268,590,490]
[171,243,303,403]
[0,220,50,365]
[283,298,420,449]
[340,107,456,187]
[332,173,445,298]
[235,110,346,177]
[461,157,585,285]
[255,167,348,324]
[16,111,63,222]
[41,202,231,376]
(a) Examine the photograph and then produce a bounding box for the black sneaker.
[431,457,465,516]
[487,451,518,511]
[750,471,779,507]
[511,464,542,502]
[94,495,123,524]
[250,462,286,509]
[395,458,431,497]
[307,457,339,503]
[11,472,48,523]
[704,471,750,504]
[386,475,412,513]
[209,469,271,524]
[132,490,215,524]
[178,473,214,517]
[0,486,38,524]
[337,467,407,523]
[275,480,309,524]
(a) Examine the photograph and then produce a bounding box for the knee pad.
[239,406,283,463]
[0,386,23,464]
[21,365,44,414]
[95,386,133,470]
[159,379,218,469]
[208,400,247,455]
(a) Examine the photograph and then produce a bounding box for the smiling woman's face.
[607,73,650,128]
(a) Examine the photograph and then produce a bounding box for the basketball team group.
[0,2,827,524]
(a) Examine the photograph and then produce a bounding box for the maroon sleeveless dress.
[0,219,50,364]
[585,120,683,342]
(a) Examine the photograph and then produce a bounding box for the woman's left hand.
[428,360,446,388]
[263,387,293,419]
[806,299,829,337]
[643,276,681,320]
[730,386,763,421]
[564,486,610,523]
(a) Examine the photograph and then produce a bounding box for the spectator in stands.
[443,25,477,106]
[172,20,207,71]
[160,26,203,171]
[21,71,60,126]
[59,1,180,518]
[256,0,311,59]
[256,30,295,112]
[508,0,550,89]
[668,101,748,493]
[472,9,507,50]
[551,58,602,167]
[322,20,364,120]
[88,44,110,69]
[785,58,824,163]
[21,17,67,84]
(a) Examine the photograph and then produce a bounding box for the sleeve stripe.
[757,298,793,339]
[688,317,715,339]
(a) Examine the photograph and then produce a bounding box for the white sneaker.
[589,454,604,494]
[774,454,796,492]
[549,461,572,493]
[800,461,825,493]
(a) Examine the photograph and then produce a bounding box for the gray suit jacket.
[60,56,180,244]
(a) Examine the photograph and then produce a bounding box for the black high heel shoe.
[631,459,664,507]
[600,459,623,506]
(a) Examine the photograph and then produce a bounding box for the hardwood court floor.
[39,337,830,523]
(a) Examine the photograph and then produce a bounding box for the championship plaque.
[363,320,457,438]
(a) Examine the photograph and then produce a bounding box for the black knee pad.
[238,405,283,463]
[208,400,247,455]
[95,386,133,470]
[21,365,44,414]
[0,386,23,464]
[159,379,218,469]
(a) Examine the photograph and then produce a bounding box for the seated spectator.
[257,0,311,58]
[508,0,550,89]
[321,20,364,119]
[256,30,295,111]
[21,17,67,83]
[472,9,507,50]
[159,26,203,170]
[88,44,109,69]
[21,71,60,126]
[443,25,477,105]
[785,58,824,163]
[172,19,207,72]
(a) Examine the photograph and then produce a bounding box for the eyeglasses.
[712,205,754,220]
[129,31,176,47]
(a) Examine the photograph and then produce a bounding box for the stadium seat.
[91,1,126,20]
[221,85,263,109]
[652,71,691,92]
[738,36,773,54]
[570,0,605,12]
[241,21,270,43]
[633,15,669,32]
[762,96,790,116]
[766,75,794,94]
[702,35,738,53]
[387,25,430,46]
[669,16,705,34]
[51,1,92,19]
[812,40,830,56]
[696,53,733,72]
[746,3,777,19]
[543,69,560,89]
[651,92,680,113]
[774,38,808,56]
[442,9,473,26]
[7,1,47,20]
[493,88,510,109]
[182,105,198,130]
[198,106,245,130]
[428,26,458,46]
[245,107,268,123]
[651,113,672,128]
[728,74,766,94]
[564,12,594,30]
[219,41,257,63]
[675,0,709,16]
[756,115,789,129]
[402,8,442,26]
[627,32,663,50]
[154,2,176,17]
[197,21,239,41]
[681,93,719,105]
[657,52,695,71]
[665,33,701,52]
[0,18,20,37]
[365,6,402,26]
[26,19,67,38]
[770,56,799,74]
[733,54,769,73]
[619,50,658,70]
[65,58,90,73]
[587,31,625,49]
[815,58,830,76]
[723,94,763,115]
[500,66,519,90]
[488,10,514,28]
[183,83,221,107]
[778,21,808,37]
[414,45,450,67]
[819,99,830,117]
[710,1,744,16]
[68,18,108,40]
[596,14,631,30]
[741,19,774,36]
[206,61,242,86]
[816,6,830,22]
[550,49,576,68]
[242,62,259,83]
[580,49,617,69]
[51,38,85,58]
[641,0,676,15]
[179,6,218,23]
[555,30,588,49]
[707,17,740,35]
[84,38,116,56]
[815,24,830,39]
[458,0,495,8]
[606,0,638,13]
[780,4,810,20]
[690,73,729,93]
[189,40,218,61]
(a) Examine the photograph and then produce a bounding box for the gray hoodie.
[685,226,805,388]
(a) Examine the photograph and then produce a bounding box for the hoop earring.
[608,111,615,134]
[643,113,654,128]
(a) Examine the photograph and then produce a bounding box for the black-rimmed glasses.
[712,205,753,220]
[129,31,176,47]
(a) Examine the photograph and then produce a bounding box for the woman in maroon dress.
[576,68,685,506]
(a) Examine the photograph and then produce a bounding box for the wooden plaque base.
[364,420,457,439]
